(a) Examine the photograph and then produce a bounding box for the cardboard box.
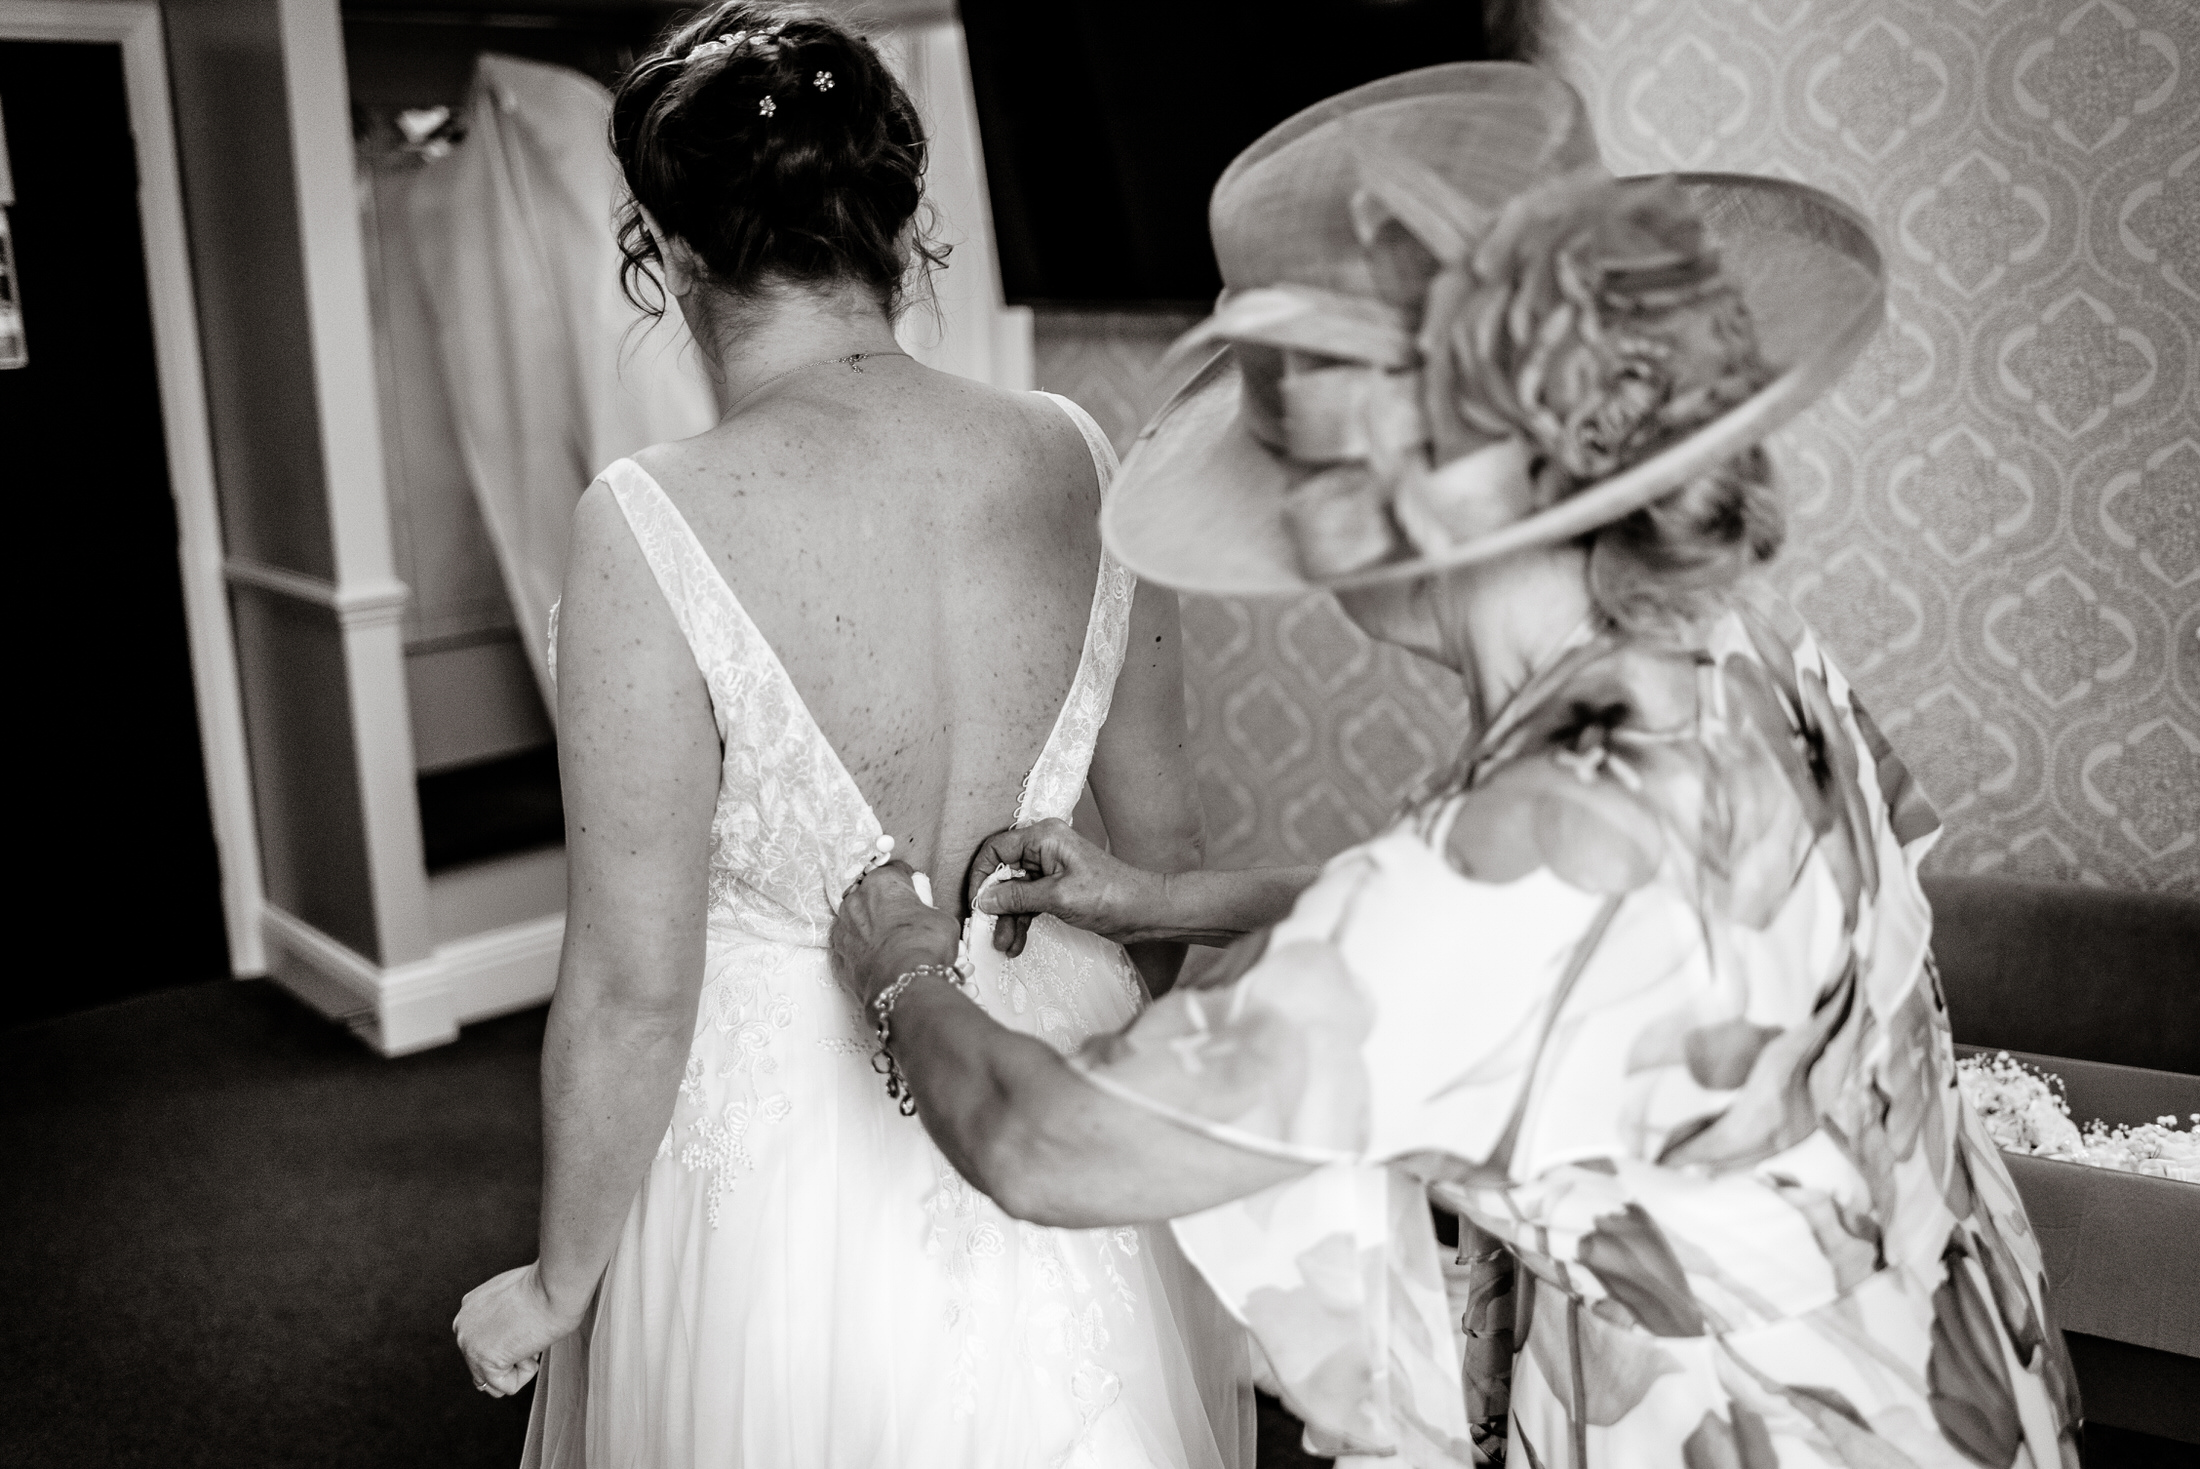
[1961,1046,2199,1443]
[1958,1045,2198,1358]
[2000,1152,2198,1357]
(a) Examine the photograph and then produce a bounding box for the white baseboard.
[261,904,562,1056]
[436,911,566,1026]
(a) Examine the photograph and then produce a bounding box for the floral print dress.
[1070,587,2079,1469]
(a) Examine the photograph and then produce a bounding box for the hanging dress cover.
[407,53,719,709]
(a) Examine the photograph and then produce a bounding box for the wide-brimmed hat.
[1101,62,1884,597]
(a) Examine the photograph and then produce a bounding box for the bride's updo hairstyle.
[610,0,944,319]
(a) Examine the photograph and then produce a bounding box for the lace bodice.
[557,393,1125,949]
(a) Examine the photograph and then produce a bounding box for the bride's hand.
[965,818,1160,956]
[831,860,961,1012]
[453,1262,578,1398]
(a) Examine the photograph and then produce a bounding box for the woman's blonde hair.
[1583,445,1785,638]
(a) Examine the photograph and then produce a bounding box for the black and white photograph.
[0,1,2193,1466]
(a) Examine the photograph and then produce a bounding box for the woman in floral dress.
[831,63,2081,1469]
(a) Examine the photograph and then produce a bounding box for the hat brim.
[1103,174,1885,598]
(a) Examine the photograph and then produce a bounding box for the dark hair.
[1584,446,1786,638]
[609,1,946,321]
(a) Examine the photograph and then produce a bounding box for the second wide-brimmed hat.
[1101,62,1884,597]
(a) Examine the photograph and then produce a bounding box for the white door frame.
[1,0,266,974]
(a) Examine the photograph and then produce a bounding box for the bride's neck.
[678,275,905,411]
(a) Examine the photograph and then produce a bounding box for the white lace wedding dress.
[522,394,1252,1469]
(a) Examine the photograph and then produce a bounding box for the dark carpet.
[0,981,2180,1467]
[0,982,541,1467]
[0,982,1330,1467]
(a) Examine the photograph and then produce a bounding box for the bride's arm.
[1082,581,1205,994]
[454,484,719,1395]
[538,490,720,1308]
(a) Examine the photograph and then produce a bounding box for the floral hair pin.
[813,70,834,90]
[687,27,779,65]
[758,95,777,117]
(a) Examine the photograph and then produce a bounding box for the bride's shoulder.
[567,446,717,587]
[969,386,1113,503]
[624,435,714,493]
[860,374,1107,505]
[617,378,1106,526]
[617,432,767,528]
[900,371,1096,447]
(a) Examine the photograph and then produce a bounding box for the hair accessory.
[687,27,780,65]
[1099,62,1885,598]
[758,95,777,117]
[814,70,835,91]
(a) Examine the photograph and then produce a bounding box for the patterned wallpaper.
[1033,0,2199,893]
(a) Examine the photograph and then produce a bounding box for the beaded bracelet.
[869,960,974,1116]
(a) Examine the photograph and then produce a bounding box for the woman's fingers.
[981,876,1060,958]
[980,873,1070,958]
[979,822,1048,868]
[459,1332,516,1395]
[975,874,1056,916]
[966,823,1051,909]
[861,857,923,897]
[831,857,963,1006]
[460,1318,544,1391]
[833,860,921,962]
[481,1354,540,1397]
[452,1262,575,1402]
[467,1351,538,1398]
[967,819,1095,953]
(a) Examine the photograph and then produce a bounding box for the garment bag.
[408,53,719,710]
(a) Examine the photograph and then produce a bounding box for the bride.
[451,6,1251,1466]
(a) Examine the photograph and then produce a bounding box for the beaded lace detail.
[983,903,1145,1043]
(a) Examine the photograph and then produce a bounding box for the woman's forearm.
[881,979,1044,1205]
[885,974,1309,1226]
[1108,829,1202,997]
[534,980,693,1315]
[1117,865,1321,946]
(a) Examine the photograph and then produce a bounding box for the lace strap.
[1017,395,1137,826]
[594,458,751,732]
[1035,391,1121,498]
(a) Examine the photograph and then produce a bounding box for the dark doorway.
[0,41,231,1027]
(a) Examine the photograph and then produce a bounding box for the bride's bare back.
[632,357,1117,895]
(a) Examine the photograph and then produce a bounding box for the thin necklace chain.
[722,349,911,417]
